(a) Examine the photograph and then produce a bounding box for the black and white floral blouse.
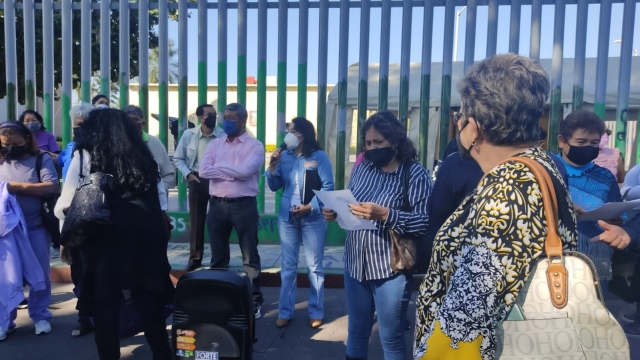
[414,148,578,360]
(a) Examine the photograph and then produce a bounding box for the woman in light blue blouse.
[266,117,334,329]
[323,111,431,360]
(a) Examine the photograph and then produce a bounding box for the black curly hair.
[360,111,417,163]
[74,108,160,195]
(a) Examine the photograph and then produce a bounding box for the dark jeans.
[70,247,92,328]
[188,178,210,265]
[93,290,171,360]
[207,196,263,305]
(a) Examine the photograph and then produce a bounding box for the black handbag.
[389,162,430,274]
[59,151,113,247]
[35,152,61,245]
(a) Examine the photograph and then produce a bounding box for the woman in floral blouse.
[414,54,578,360]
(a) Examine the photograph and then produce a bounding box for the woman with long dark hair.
[267,117,334,329]
[55,108,173,360]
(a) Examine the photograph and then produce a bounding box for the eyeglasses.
[453,112,465,124]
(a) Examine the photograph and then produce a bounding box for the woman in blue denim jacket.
[265,117,334,329]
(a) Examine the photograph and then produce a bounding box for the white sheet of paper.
[579,199,640,222]
[313,189,377,231]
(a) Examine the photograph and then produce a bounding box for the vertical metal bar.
[336,0,349,190]
[100,0,111,96]
[62,0,72,145]
[464,0,477,72]
[139,0,150,132]
[119,0,130,108]
[486,0,498,57]
[257,0,268,213]
[80,0,92,104]
[439,0,455,159]
[42,0,54,129]
[615,0,636,159]
[297,0,309,117]
[24,0,37,110]
[317,0,329,147]
[158,0,169,148]
[3,0,18,121]
[276,0,288,208]
[357,0,371,154]
[378,0,391,111]
[198,0,208,106]
[218,0,228,111]
[399,0,412,131]
[572,0,588,111]
[178,0,188,210]
[530,0,542,61]
[547,0,565,153]
[238,0,248,105]
[594,0,612,119]
[509,0,521,54]
[419,0,433,167]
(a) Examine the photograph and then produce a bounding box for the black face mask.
[1,145,28,160]
[456,124,474,160]
[564,144,599,166]
[204,114,217,129]
[72,127,81,141]
[365,147,396,168]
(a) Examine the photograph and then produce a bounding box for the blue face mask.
[223,119,238,136]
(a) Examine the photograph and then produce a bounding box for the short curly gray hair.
[457,53,550,146]
[69,103,94,121]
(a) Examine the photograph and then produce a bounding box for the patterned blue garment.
[345,161,432,281]
[558,156,622,280]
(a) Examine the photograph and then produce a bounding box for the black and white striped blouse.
[345,160,432,281]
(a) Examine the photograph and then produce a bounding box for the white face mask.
[95,104,108,109]
[284,132,300,150]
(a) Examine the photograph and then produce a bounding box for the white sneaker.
[35,320,52,335]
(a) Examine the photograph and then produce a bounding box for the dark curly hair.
[559,109,606,140]
[360,111,417,163]
[290,117,321,158]
[18,110,46,130]
[74,109,160,196]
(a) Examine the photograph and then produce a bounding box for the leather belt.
[210,196,254,204]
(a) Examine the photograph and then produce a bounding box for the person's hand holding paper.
[314,189,377,231]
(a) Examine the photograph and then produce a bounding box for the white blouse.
[54,150,168,226]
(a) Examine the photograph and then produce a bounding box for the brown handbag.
[390,162,426,273]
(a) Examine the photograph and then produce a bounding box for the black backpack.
[35,152,61,247]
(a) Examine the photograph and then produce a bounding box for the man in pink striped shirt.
[199,103,265,318]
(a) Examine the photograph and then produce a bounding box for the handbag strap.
[400,162,412,212]
[481,156,569,309]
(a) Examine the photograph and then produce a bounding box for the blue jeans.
[344,271,411,360]
[278,214,326,320]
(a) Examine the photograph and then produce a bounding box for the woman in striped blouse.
[323,111,432,360]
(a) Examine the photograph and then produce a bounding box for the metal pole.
[378,0,391,111]
[453,6,465,62]
[297,0,309,117]
[218,0,228,112]
[80,0,92,104]
[62,0,72,145]
[509,0,521,54]
[572,0,588,111]
[42,0,54,129]
[158,0,169,148]
[357,0,371,154]
[257,0,268,213]
[3,0,18,122]
[24,0,37,110]
[439,0,455,160]
[119,0,130,108]
[486,0,498,57]
[615,0,636,159]
[100,0,111,97]
[139,0,150,132]
[198,0,208,106]
[399,0,412,131]
[530,0,542,61]
[317,0,329,146]
[548,0,565,153]
[178,0,188,210]
[594,0,612,119]
[419,0,433,167]
[276,0,288,208]
[336,0,349,190]
[464,0,477,72]
[238,0,248,105]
